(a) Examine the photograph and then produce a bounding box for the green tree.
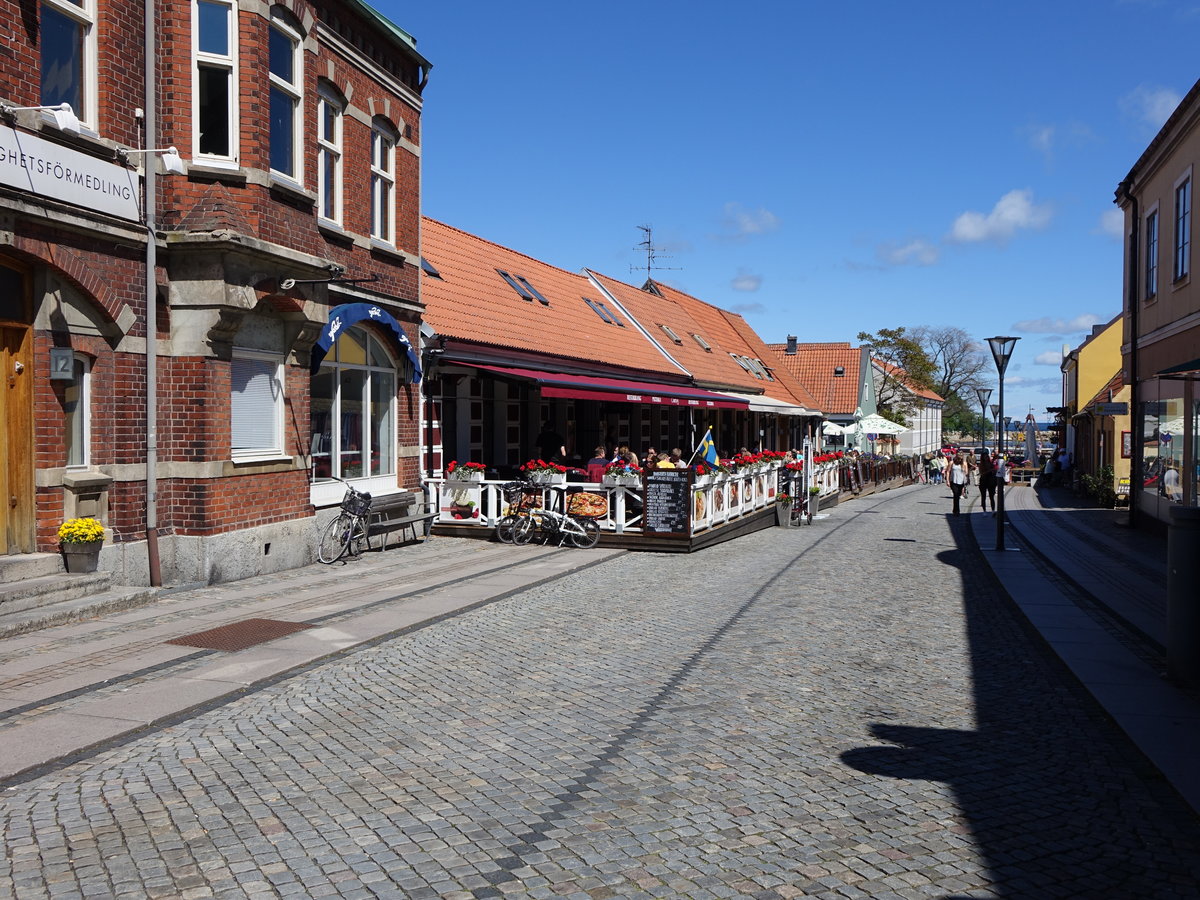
[856,326,938,426]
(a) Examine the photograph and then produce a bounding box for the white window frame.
[268,9,303,183]
[309,327,399,506]
[230,349,285,460]
[316,84,343,224]
[1173,168,1192,284]
[193,0,239,164]
[370,120,397,244]
[65,353,91,468]
[40,0,97,130]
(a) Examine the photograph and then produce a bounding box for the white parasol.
[821,421,846,436]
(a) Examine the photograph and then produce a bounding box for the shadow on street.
[840,515,1200,897]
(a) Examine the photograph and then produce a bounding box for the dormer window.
[659,324,683,344]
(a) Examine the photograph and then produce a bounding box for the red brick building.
[1,1,429,585]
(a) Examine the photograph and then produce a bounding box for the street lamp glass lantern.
[990,403,1000,419]
[975,387,992,409]
[986,336,1019,376]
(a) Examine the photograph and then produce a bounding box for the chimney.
[785,335,797,355]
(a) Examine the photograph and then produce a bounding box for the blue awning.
[309,303,422,382]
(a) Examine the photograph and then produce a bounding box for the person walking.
[947,451,970,516]
[977,448,997,514]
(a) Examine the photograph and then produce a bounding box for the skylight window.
[691,333,712,352]
[597,300,623,325]
[496,268,532,301]
[731,354,763,379]
[659,324,683,344]
[516,274,550,306]
[584,297,614,323]
[421,257,442,279]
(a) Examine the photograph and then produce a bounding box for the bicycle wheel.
[496,514,521,543]
[568,516,599,549]
[511,515,536,545]
[317,512,356,563]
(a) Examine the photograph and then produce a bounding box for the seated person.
[585,446,609,483]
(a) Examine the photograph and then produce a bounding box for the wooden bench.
[366,493,438,547]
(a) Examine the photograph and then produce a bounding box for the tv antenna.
[631,224,680,281]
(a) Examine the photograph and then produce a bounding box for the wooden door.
[1,261,33,555]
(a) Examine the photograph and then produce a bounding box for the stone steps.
[0,552,160,638]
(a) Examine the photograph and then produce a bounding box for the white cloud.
[876,238,939,267]
[720,203,780,239]
[731,268,763,292]
[1028,124,1055,157]
[1013,313,1103,334]
[948,189,1053,244]
[729,301,765,315]
[1034,351,1063,365]
[1120,84,1183,130]
[1097,209,1124,238]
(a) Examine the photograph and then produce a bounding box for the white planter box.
[528,472,566,485]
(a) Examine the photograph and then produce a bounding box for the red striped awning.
[461,364,749,410]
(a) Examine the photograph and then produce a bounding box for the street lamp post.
[975,387,993,452]
[986,336,1020,550]
[990,403,1001,450]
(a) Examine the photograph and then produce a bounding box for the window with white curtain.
[309,327,395,481]
[64,354,90,467]
[40,0,96,128]
[231,350,283,457]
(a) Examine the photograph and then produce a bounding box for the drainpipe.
[144,0,161,585]
[1118,179,1139,529]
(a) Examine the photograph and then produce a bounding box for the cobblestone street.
[3,485,1200,899]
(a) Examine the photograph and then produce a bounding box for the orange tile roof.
[587,272,765,393]
[617,278,822,411]
[768,343,862,415]
[873,359,945,403]
[421,219,678,376]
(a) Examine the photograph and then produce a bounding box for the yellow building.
[1062,315,1131,502]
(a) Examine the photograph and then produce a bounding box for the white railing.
[427,463,792,538]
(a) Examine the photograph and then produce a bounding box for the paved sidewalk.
[964,482,1200,816]
[0,538,624,784]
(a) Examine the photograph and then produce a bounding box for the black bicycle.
[317,478,373,563]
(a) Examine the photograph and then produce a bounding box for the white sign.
[0,125,140,221]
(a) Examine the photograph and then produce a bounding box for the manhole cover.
[167,618,314,652]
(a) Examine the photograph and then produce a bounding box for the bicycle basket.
[341,490,372,516]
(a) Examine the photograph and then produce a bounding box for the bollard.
[1167,506,1200,688]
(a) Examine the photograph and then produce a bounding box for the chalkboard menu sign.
[643,469,691,536]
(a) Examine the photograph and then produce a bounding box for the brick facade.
[1,1,429,583]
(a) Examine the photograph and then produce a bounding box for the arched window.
[310,326,395,483]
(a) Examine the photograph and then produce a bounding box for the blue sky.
[381,0,1199,420]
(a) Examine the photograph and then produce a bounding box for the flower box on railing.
[602,475,641,488]
[529,471,567,485]
[447,471,484,483]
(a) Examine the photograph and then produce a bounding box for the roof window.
[659,324,683,344]
[421,257,442,279]
[583,297,624,326]
[495,269,549,305]
[833,366,845,377]
[691,333,712,352]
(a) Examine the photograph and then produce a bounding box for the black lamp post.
[986,336,1020,550]
[975,387,992,451]
[990,403,1000,450]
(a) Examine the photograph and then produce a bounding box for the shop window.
[40,0,95,127]
[231,350,283,458]
[310,327,396,481]
[195,0,238,160]
[64,354,90,467]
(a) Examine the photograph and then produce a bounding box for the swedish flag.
[697,428,719,466]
